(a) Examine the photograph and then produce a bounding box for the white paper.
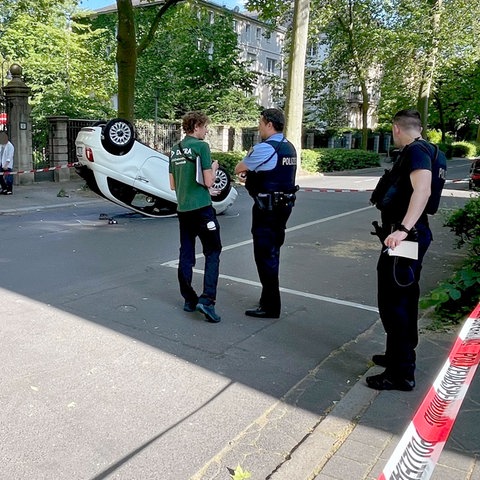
[387,241,418,260]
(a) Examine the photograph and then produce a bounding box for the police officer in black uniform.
[368,109,446,391]
[235,108,298,318]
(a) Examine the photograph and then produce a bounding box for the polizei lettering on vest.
[282,157,297,166]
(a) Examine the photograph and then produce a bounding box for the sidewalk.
[3,176,479,480]
[0,177,102,214]
[271,315,480,480]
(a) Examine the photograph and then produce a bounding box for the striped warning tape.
[300,187,373,193]
[2,163,77,176]
[378,302,480,480]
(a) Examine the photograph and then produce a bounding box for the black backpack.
[370,140,447,215]
[424,143,447,214]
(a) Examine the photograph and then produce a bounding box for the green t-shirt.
[169,135,212,212]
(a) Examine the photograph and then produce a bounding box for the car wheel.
[211,166,232,202]
[102,118,135,155]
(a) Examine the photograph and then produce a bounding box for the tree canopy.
[2,0,480,146]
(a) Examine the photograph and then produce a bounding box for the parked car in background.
[469,158,480,190]
[75,118,237,217]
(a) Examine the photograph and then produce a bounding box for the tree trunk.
[417,0,442,135]
[116,0,137,121]
[360,82,369,149]
[284,0,310,168]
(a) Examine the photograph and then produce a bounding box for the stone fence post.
[2,63,33,185]
[47,116,70,182]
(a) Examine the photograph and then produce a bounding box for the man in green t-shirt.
[169,111,222,323]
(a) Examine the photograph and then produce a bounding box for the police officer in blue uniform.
[235,108,298,318]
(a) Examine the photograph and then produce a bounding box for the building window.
[265,31,271,43]
[256,27,262,39]
[233,20,238,33]
[208,11,214,24]
[245,23,251,41]
[266,57,276,74]
[247,53,257,69]
[309,44,319,57]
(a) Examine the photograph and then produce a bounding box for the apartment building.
[93,0,286,108]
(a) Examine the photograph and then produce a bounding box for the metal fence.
[67,119,99,164]
[62,119,182,164]
[134,121,182,154]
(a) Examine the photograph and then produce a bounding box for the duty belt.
[255,189,298,211]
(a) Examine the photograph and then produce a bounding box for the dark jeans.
[377,223,432,379]
[177,205,222,306]
[0,168,13,192]
[251,203,292,314]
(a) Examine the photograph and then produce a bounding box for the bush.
[427,129,443,144]
[437,142,453,159]
[301,148,380,173]
[214,148,382,178]
[450,141,477,158]
[421,196,480,326]
[211,151,246,177]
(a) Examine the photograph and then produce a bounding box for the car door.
[133,154,177,202]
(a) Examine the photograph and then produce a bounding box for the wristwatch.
[398,224,411,234]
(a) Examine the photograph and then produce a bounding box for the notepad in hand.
[387,241,418,260]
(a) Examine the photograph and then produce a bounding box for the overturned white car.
[74,118,237,217]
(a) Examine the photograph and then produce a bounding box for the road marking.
[211,272,379,313]
[161,206,372,264]
[162,205,378,313]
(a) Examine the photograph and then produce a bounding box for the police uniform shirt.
[243,133,286,171]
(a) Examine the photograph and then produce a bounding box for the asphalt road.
[0,159,475,479]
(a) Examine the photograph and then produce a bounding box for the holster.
[254,191,297,211]
[254,193,273,211]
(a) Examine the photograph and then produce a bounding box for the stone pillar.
[2,63,34,185]
[373,134,380,153]
[216,125,230,152]
[47,116,70,182]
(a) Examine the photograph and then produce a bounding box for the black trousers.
[376,223,432,379]
[251,203,292,314]
[177,205,222,306]
[0,168,13,192]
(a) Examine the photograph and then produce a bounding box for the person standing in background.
[0,132,14,194]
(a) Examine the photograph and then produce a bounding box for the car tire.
[211,166,232,202]
[102,118,135,155]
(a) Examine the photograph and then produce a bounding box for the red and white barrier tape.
[2,163,76,176]
[300,187,373,193]
[378,302,480,480]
